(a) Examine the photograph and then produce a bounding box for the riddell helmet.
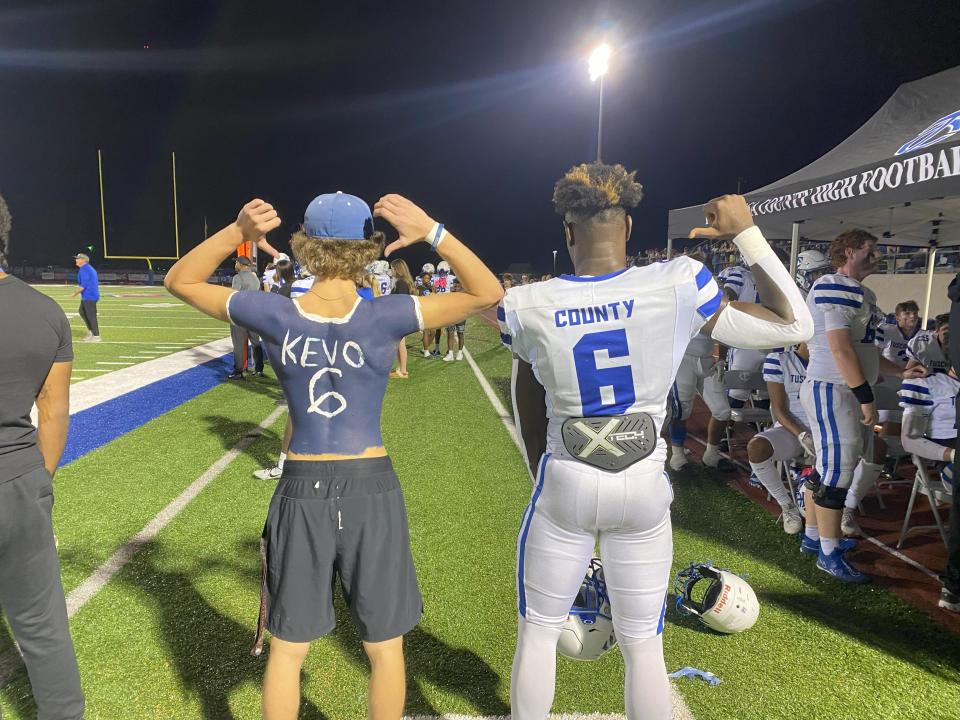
[437,260,451,275]
[674,562,759,634]
[557,559,618,661]
[422,263,435,275]
[795,250,832,292]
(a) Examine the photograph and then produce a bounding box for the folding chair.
[897,455,952,549]
[722,369,773,429]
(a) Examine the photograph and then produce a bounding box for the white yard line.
[683,432,939,580]
[30,338,233,425]
[460,348,694,720]
[0,405,286,687]
[96,361,134,366]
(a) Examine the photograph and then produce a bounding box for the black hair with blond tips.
[553,162,643,224]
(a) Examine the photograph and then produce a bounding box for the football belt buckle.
[561,412,656,471]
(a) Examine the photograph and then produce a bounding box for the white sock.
[510,617,561,719]
[820,536,839,554]
[805,525,820,541]
[748,457,792,507]
[620,633,672,720]
[703,443,721,465]
[277,452,286,471]
[846,461,883,510]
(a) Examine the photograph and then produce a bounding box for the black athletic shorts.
[257,457,422,645]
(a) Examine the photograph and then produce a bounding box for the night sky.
[1,0,958,275]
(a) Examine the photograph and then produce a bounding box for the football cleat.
[816,548,870,583]
[800,535,858,555]
[455,350,464,360]
[443,351,454,362]
[782,506,803,535]
[841,507,862,536]
[940,588,960,613]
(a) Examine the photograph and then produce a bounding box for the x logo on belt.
[573,418,625,458]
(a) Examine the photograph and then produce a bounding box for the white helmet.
[422,263,435,274]
[558,559,618,661]
[794,465,815,518]
[364,261,378,274]
[373,260,389,275]
[437,260,451,274]
[674,562,759,634]
[795,249,832,292]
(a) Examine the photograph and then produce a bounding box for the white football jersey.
[499,259,722,457]
[431,273,455,294]
[763,347,808,426]
[722,266,759,303]
[262,268,278,291]
[290,275,314,297]
[899,373,960,440]
[375,272,393,297]
[806,273,882,385]
[876,321,919,367]
[906,331,950,373]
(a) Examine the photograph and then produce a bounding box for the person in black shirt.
[0,255,85,717]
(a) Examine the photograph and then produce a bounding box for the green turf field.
[2,311,959,719]
[35,284,228,382]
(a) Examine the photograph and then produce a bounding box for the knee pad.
[813,483,847,510]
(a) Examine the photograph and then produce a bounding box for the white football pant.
[673,354,731,421]
[799,380,875,489]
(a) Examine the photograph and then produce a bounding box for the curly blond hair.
[553,162,643,223]
[290,230,385,285]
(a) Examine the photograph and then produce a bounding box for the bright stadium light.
[588,43,612,161]
[588,43,611,82]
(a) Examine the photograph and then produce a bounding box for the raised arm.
[694,195,813,350]
[165,200,281,321]
[373,194,503,330]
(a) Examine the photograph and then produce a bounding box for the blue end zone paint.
[60,354,232,467]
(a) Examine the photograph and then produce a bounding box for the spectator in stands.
[0,248,84,717]
[71,252,101,342]
[228,256,264,379]
[502,273,514,289]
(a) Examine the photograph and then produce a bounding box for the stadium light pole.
[589,43,611,162]
[552,249,558,276]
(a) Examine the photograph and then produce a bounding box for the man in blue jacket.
[72,252,101,342]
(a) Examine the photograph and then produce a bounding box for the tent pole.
[789,222,800,277]
[922,246,938,325]
[667,237,673,259]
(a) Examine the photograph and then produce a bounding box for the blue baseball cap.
[303,191,374,240]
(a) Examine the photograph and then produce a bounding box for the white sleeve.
[709,227,813,350]
[901,411,950,462]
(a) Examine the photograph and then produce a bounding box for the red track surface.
[479,305,959,633]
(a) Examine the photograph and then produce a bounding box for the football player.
[906,313,950,375]
[433,260,459,361]
[746,344,811,533]
[502,162,812,719]
[877,300,921,366]
[667,331,734,472]
[799,230,924,582]
[794,249,833,296]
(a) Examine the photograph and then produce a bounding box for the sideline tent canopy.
[667,65,960,317]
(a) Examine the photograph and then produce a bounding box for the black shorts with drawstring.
[254,457,422,649]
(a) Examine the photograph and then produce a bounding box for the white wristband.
[425,222,447,251]
[732,225,773,266]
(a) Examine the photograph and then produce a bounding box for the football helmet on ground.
[557,558,618,661]
[674,562,759,634]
